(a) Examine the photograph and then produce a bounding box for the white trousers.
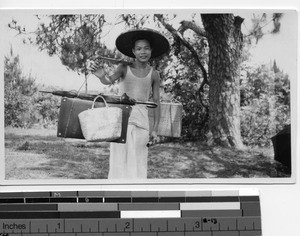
[108,124,149,179]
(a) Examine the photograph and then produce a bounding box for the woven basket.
[78,95,123,142]
[148,102,183,137]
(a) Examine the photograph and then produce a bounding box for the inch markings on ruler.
[0,217,261,234]
[0,190,262,236]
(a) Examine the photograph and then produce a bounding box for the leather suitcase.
[57,97,132,143]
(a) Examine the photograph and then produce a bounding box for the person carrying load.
[91,28,170,179]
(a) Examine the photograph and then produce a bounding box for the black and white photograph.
[0,9,296,184]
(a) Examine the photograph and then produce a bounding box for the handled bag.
[148,100,183,137]
[78,95,123,142]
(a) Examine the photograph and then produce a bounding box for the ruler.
[0,190,262,236]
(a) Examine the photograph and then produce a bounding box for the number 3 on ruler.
[194,221,201,229]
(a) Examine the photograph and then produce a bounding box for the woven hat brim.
[115,29,170,59]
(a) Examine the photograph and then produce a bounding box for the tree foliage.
[10,15,130,93]
[9,15,123,76]
[161,46,209,141]
[246,13,283,44]
[5,48,35,127]
[4,49,60,128]
[240,63,290,146]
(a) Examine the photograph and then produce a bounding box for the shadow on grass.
[148,143,290,179]
[28,142,110,179]
[5,128,290,180]
[5,129,110,179]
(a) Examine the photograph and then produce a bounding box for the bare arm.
[151,70,161,136]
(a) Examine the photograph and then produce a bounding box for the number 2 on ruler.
[125,222,131,230]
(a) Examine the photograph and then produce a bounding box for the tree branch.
[178,20,207,37]
[154,14,208,93]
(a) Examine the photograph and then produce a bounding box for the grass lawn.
[4,127,290,180]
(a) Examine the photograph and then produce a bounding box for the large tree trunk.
[201,14,244,149]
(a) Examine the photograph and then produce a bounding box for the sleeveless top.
[118,66,153,131]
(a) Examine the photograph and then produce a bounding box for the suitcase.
[57,97,132,143]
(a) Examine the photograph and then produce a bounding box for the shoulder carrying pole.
[40,90,157,108]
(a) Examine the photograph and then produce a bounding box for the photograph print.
[1,9,296,184]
